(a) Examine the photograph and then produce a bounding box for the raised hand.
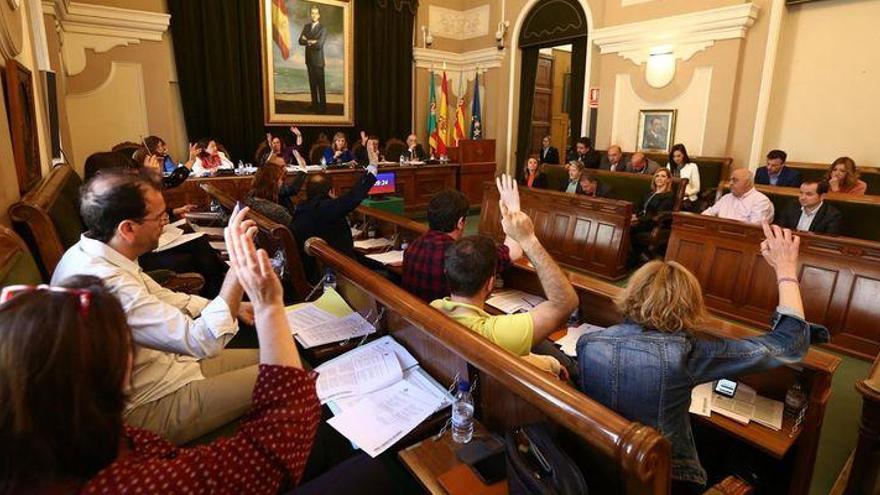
[496,173,521,214]
[266,132,273,145]
[760,222,799,279]
[499,201,536,244]
[290,126,301,136]
[360,130,368,145]
[188,142,202,160]
[224,206,282,307]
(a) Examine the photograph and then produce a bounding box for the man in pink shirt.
[702,168,774,225]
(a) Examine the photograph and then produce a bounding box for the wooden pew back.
[0,226,43,286]
[842,351,880,493]
[199,183,311,301]
[304,237,672,494]
[8,164,84,279]
[666,211,880,359]
[479,182,632,280]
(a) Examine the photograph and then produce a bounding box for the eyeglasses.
[0,284,92,317]
[137,211,170,224]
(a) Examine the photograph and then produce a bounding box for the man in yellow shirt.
[431,175,578,377]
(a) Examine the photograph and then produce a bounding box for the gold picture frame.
[260,0,354,125]
[636,109,676,153]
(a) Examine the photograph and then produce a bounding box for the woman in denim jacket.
[577,223,828,493]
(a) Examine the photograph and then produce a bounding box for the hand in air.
[224,206,283,307]
[499,201,536,244]
[188,142,202,160]
[760,222,800,278]
[495,173,521,214]
[265,132,273,145]
[290,126,301,136]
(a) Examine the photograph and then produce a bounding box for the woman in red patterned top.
[0,207,320,494]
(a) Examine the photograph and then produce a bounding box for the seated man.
[402,133,427,162]
[566,136,600,169]
[51,170,257,444]
[403,189,522,302]
[702,168,774,225]
[775,180,842,235]
[625,152,660,175]
[600,145,628,172]
[577,170,612,198]
[144,135,198,173]
[432,175,579,378]
[755,149,802,187]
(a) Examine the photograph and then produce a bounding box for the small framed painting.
[4,59,42,194]
[636,109,676,153]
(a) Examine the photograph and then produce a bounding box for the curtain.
[514,49,539,181]
[168,0,416,162]
[568,37,587,150]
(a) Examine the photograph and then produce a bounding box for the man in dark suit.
[577,170,612,198]
[403,134,427,162]
[775,180,842,235]
[539,135,559,164]
[566,136,600,169]
[599,145,629,172]
[299,6,327,113]
[755,149,802,187]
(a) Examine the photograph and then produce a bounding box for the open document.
[284,288,376,347]
[153,224,206,253]
[354,237,394,250]
[689,382,784,430]
[554,323,606,357]
[319,336,453,457]
[486,289,546,314]
[365,250,404,266]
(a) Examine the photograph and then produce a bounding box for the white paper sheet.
[208,241,227,251]
[752,396,784,431]
[285,305,336,335]
[190,224,225,236]
[365,250,404,265]
[327,380,442,457]
[710,382,757,424]
[153,232,206,253]
[554,323,606,357]
[295,312,376,348]
[315,347,403,402]
[169,218,187,228]
[689,382,713,417]
[157,225,183,247]
[486,290,546,314]
[353,238,394,250]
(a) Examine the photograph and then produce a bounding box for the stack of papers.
[554,323,606,357]
[365,250,404,265]
[319,336,453,457]
[191,224,225,236]
[354,238,394,250]
[486,290,546,314]
[689,382,784,431]
[153,224,206,253]
[284,288,376,348]
[208,241,227,252]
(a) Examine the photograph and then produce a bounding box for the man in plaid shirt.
[402,190,523,302]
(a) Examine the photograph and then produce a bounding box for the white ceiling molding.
[592,3,760,65]
[42,0,170,76]
[428,4,490,41]
[414,46,503,91]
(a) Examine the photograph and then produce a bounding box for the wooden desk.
[398,423,504,494]
[164,164,461,213]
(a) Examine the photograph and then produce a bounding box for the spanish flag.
[436,71,450,154]
[272,0,291,60]
[453,94,467,146]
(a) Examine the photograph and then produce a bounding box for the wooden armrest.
[703,475,753,494]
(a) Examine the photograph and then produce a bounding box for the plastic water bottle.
[451,380,474,443]
[237,160,244,175]
[399,153,406,166]
[323,268,337,292]
[320,155,327,167]
[784,381,807,418]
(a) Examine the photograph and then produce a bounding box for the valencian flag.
[427,71,439,155]
[436,71,450,155]
[453,90,467,146]
[272,0,292,60]
[470,72,483,140]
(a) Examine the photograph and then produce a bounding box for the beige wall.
[764,0,880,167]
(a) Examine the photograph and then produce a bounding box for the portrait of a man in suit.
[637,110,675,152]
[299,5,326,113]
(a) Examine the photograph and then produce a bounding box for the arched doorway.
[514,0,589,179]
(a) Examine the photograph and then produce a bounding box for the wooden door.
[530,54,553,157]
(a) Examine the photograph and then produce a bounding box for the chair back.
[0,226,43,286]
[309,144,330,164]
[384,138,406,162]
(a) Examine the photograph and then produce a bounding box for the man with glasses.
[51,169,258,444]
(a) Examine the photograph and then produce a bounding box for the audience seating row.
[353,204,839,495]
[786,160,880,196]
[666,212,880,360]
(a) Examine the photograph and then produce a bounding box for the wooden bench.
[786,161,880,196]
[0,226,43,286]
[8,164,84,279]
[199,183,311,302]
[666,211,880,360]
[346,206,839,494]
[304,236,673,494]
[479,182,633,280]
[832,350,880,494]
[755,184,880,242]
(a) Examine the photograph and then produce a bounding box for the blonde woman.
[322,132,354,164]
[826,156,867,195]
[578,223,827,493]
[560,160,584,194]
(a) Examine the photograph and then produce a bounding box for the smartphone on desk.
[714,378,738,398]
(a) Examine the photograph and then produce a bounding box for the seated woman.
[560,160,584,193]
[667,143,701,210]
[826,156,867,195]
[630,168,676,262]
[0,209,390,494]
[521,156,547,189]
[192,138,234,176]
[261,126,305,165]
[578,223,827,494]
[322,132,355,165]
[245,162,293,226]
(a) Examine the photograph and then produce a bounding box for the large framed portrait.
[3,59,42,194]
[636,109,676,153]
[260,0,354,126]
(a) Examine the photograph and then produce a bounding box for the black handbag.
[505,423,588,495]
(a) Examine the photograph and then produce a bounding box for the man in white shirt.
[702,168,774,225]
[51,170,257,444]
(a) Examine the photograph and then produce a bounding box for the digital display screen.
[369,172,395,195]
